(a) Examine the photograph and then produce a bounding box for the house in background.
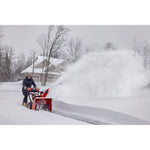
[21,56,68,82]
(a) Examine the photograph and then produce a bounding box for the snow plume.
[51,50,149,99]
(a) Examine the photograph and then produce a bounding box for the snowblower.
[26,87,52,111]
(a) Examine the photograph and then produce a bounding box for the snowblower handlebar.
[26,87,49,97]
[26,87,40,92]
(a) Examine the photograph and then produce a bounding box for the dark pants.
[22,88,28,103]
[23,95,28,103]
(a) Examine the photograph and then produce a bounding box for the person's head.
[27,74,32,79]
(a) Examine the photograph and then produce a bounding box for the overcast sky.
[1,25,150,56]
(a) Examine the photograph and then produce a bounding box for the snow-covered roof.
[34,56,66,67]
[21,56,66,75]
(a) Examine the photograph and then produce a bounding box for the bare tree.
[134,41,150,70]
[14,52,26,77]
[37,25,69,86]
[31,50,37,77]
[141,42,150,70]
[0,45,15,81]
[67,37,82,63]
[37,35,46,84]
[26,55,32,68]
[0,46,4,81]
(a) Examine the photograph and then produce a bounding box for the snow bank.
[51,50,149,99]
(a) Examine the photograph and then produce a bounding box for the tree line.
[0,27,33,82]
[1,25,150,84]
[0,25,88,83]
[0,45,33,82]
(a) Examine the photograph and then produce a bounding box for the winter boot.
[22,102,24,106]
[24,103,28,107]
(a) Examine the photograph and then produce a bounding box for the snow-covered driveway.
[53,100,149,125]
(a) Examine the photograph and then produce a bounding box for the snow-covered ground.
[1,50,150,125]
[0,81,148,125]
[0,82,88,125]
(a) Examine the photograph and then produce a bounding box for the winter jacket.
[22,76,36,88]
[22,76,36,96]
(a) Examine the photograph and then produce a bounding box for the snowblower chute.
[27,88,52,111]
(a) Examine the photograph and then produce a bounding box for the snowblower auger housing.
[27,88,52,112]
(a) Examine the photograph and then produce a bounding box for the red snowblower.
[26,87,52,111]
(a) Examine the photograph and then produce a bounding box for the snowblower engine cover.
[27,88,52,112]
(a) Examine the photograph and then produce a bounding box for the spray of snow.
[50,50,150,99]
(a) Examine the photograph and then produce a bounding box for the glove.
[27,88,32,92]
[36,87,40,92]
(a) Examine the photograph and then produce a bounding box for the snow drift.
[51,50,149,99]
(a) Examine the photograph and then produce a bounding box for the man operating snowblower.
[22,74,37,107]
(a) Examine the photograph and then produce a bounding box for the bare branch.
[37,25,70,85]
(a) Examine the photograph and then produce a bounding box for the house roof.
[21,56,67,75]
[34,56,66,67]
